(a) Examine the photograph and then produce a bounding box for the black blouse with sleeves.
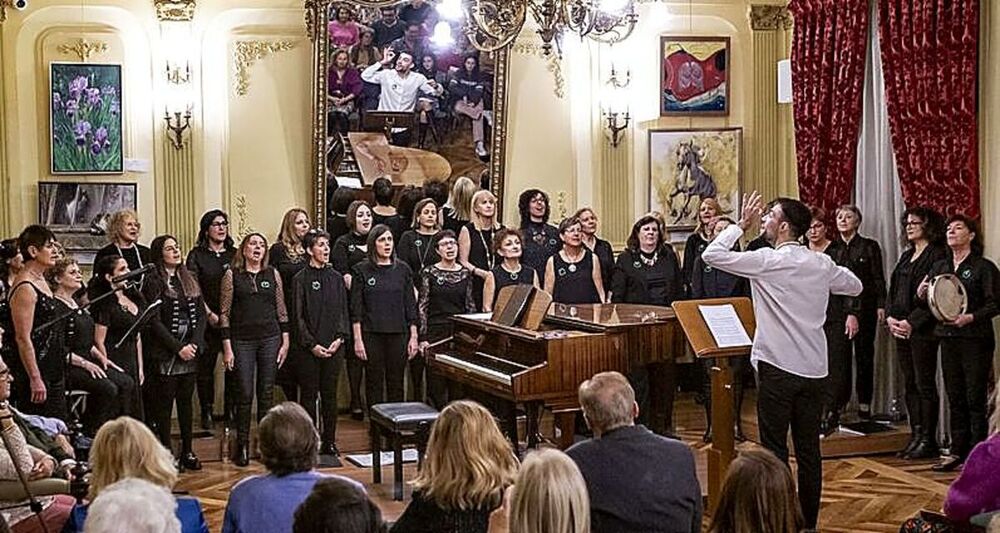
[927,254,1000,339]
[611,246,683,306]
[888,244,947,338]
[418,265,475,339]
[349,260,418,334]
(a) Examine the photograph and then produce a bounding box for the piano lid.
[545,303,677,331]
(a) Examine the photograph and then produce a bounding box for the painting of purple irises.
[50,63,123,174]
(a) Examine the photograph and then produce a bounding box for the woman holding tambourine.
[917,215,1000,472]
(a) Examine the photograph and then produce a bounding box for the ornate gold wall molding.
[512,41,565,99]
[234,194,256,241]
[154,0,196,22]
[749,5,793,31]
[56,38,109,62]
[234,40,296,96]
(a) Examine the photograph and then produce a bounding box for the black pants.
[362,332,408,408]
[850,309,878,406]
[67,363,135,435]
[233,335,280,442]
[295,349,343,445]
[757,362,824,529]
[347,345,366,412]
[278,345,308,403]
[154,373,197,454]
[896,336,940,439]
[824,320,851,414]
[939,336,994,459]
[630,360,677,435]
[13,371,68,424]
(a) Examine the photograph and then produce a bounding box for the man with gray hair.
[566,371,702,533]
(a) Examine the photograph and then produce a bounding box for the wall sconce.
[607,63,630,89]
[164,107,192,149]
[603,108,630,148]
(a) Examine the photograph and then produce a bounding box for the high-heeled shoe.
[897,426,922,458]
[905,437,940,460]
[234,442,250,467]
[931,454,962,472]
[180,452,202,471]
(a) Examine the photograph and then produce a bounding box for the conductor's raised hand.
[738,191,764,231]
[381,47,396,66]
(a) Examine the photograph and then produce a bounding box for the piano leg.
[505,405,519,450]
[554,411,576,449]
[526,402,543,448]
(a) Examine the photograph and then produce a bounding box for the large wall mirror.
[306,0,511,227]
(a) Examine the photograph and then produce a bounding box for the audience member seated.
[566,371,701,533]
[0,385,74,533]
[83,478,180,533]
[708,449,803,533]
[899,389,1000,532]
[391,400,518,533]
[64,417,208,533]
[501,448,590,533]
[223,402,362,533]
[293,477,387,533]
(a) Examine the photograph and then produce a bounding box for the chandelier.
[458,0,638,56]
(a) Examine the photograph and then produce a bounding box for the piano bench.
[369,402,440,501]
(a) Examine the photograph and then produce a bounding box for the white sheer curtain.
[853,3,905,417]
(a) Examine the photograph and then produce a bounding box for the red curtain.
[878,0,980,218]
[788,0,870,217]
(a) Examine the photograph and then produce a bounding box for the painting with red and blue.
[660,36,730,117]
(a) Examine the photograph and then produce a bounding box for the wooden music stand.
[362,111,414,141]
[671,297,756,513]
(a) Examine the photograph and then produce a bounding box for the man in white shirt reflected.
[702,191,862,530]
[361,48,442,146]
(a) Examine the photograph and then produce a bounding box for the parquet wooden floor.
[175,395,958,532]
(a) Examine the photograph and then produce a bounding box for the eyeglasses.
[211,221,229,228]
[438,240,457,247]
[904,221,923,227]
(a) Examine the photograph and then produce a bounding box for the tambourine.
[928,273,968,322]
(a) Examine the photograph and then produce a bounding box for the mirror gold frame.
[305,0,512,226]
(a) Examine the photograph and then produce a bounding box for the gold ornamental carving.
[750,5,792,31]
[512,41,565,99]
[233,40,296,97]
[154,0,196,22]
[57,38,109,62]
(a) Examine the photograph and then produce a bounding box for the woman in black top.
[681,198,722,298]
[518,189,560,274]
[886,207,946,460]
[372,177,403,240]
[292,230,350,457]
[350,225,419,408]
[611,215,683,436]
[220,233,290,466]
[270,208,311,404]
[186,209,237,429]
[398,198,441,275]
[544,216,605,305]
[442,176,476,235]
[483,228,538,312]
[332,200,373,419]
[449,55,491,158]
[576,207,614,300]
[835,205,886,419]
[93,209,152,275]
[690,218,750,442]
[414,231,475,407]
[327,187,359,244]
[919,215,999,472]
[48,258,134,435]
[142,235,206,471]
[459,190,504,311]
[90,255,148,419]
[8,225,67,420]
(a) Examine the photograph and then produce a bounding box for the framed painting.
[50,62,124,174]
[660,36,730,116]
[38,181,136,264]
[648,127,742,231]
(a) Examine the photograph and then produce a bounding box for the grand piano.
[427,286,685,448]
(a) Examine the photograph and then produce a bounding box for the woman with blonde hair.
[575,208,613,298]
[708,449,803,533]
[443,176,478,234]
[392,400,518,532]
[506,448,590,533]
[271,208,310,405]
[63,416,208,532]
[93,209,151,274]
[681,197,723,298]
[459,189,504,311]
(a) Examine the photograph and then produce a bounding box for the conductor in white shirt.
[701,192,862,530]
[361,48,443,146]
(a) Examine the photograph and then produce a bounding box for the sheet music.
[698,304,752,348]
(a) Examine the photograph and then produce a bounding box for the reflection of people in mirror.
[328,50,363,136]
[371,6,405,48]
[361,48,443,146]
[415,54,448,148]
[450,55,491,158]
[327,5,369,49]
[388,23,429,66]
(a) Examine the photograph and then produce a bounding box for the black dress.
[93,291,147,418]
[398,230,441,275]
[489,264,537,307]
[589,238,615,294]
[270,242,309,394]
[390,490,501,533]
[463,222,501,311]
[682,232,710,298]
[415,265,475,406]
[7,281,67,421]
[551,250,601,305]
[94,243,152,273]
[521,222,560,274]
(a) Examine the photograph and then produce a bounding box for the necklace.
[415,234,434,270]
[476,227,495,270]
[639,249,659,267]
[115,244,143,268]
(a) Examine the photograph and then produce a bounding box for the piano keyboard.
[434,353,524,385]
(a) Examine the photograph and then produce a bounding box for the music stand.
[362,111,414,142]
[671,297,755,513]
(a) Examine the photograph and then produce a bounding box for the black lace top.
[418,265,475,337]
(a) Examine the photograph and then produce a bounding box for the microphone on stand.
[111,263,155,284]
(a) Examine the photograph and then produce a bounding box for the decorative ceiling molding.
[154,0,196,22]
[749,5,793,31]
[233,40,296,97]
[57,38,109,62]
[512,41,565,99]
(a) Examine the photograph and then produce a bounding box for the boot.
[897,425,922,458]
[417,123,428,148]
[180,451,202,471]
[201,407,213,431]
[906,434,940,460]
[702,403,712,443]
[234,440,250,467]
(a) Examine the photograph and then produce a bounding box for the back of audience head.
[708,449,803,533]
[258,402,319,477]
[372,177,394,207]
[89,417,178,499]
[413,400,517,510]
[577,371,636,437]
[84,478,181,533]
[293,477,386,533]
[509,448,590,533]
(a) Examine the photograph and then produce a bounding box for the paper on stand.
[698,304,752,348]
